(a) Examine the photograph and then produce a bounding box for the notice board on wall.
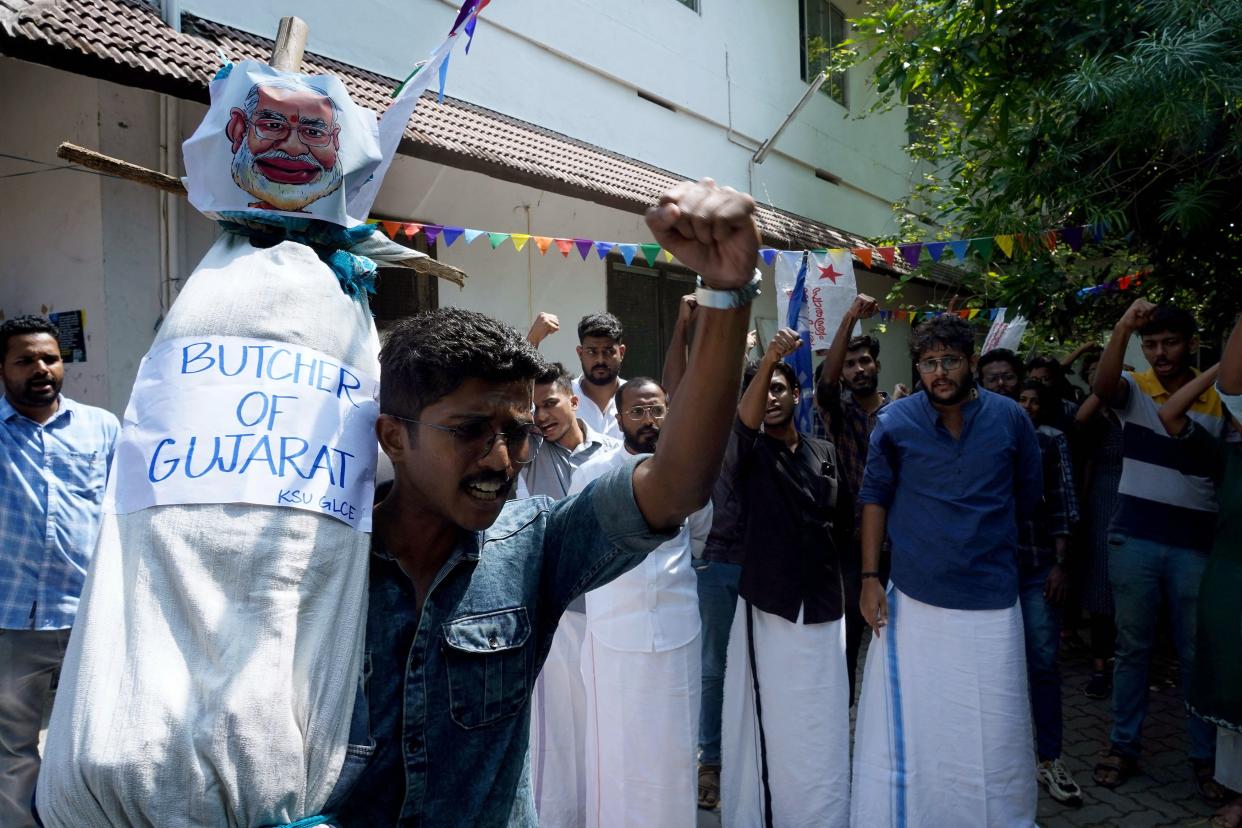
[49,310,87,363]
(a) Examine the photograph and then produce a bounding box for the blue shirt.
[858,389,1042,611]
[0,395,119,629]
[333,453,674,827]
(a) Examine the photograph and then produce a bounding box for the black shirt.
[731,417,843,624]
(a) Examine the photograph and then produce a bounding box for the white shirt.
[571,376,624,443]
[569,445,708,652]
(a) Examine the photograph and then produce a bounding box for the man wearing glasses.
[852,315,1044,827]
[332,178,759,827]
[572,313,627,441]
[565,378,710,828]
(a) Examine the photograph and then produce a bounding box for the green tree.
[846,0,1242,346]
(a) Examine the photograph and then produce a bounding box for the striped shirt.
[1111,370,1225,551]
[0,395,119,629]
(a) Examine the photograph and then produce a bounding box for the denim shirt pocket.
[442,607,532,730]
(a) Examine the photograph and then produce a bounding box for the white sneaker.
[1038,758,1084,806]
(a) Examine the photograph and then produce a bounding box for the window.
[369,225,439,333]
[800,0,848,108]
[606,258,697,380]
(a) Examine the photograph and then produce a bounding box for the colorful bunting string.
[364,218,1109,274]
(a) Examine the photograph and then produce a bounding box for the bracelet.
[861,572,882,580]
[695,269,762,309]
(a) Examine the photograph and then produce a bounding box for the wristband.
[695,269,762,309]
[861,572,882,580]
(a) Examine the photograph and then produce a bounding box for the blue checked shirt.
[0,395,119,629]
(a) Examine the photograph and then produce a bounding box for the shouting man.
[332,178,760,826]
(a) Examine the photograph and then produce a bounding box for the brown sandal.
[1093,751,1138,789]
[697,764,720,810]
[1194,760,1230,805]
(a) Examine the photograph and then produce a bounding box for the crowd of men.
[2,180,1240,827]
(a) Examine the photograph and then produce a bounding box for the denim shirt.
[332,453,674,827]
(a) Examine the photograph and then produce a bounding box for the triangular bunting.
[970,237,994,261]
[532,236,553,255]
[1042,230,1059,251]
[925,242,947,262]
[595,241,616,259]
[511,233,531,252]
[381,221,401,238]
[852,247,873,269]
[1060,226,1084,252]
[403,223,423,238]
[574,238,594,260]
[640,243,661,266]
[988,308,1001,321]
[488,232,510,249]
[441,227,464,247]
[760,248,778,267]
[968,309,980,319]
[423,224,444,244]
[1092,222,1106,242]
[553,238,573,257]
[463,228,484,245]
[995,235,1014,257]
[878,247,896,267]
[618,244,638,266]
[899,244,922,267]
[663,249,674,262]
[947,240,970,261]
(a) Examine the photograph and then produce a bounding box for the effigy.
[36,5,489,825]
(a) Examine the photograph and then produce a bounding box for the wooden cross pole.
[54,16,465,286]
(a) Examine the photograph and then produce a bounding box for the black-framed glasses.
[249,115,336,147]
[916,356,966,375]
[623,404,668,422]
[387,414,544,465]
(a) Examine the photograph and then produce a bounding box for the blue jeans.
[1108,533,1215,761]
[694,559,741,766]
[1019,564,1062,761]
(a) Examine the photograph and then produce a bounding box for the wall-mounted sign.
[49,310,87,363]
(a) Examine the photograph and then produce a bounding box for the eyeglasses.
[387,415,544,465]
[982,372,1018,384]
[623,404,667,421]
[916,356,966,374]
[582,347,620,359]
[249,116,335,147]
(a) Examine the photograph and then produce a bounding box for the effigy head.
[183,61,382,227]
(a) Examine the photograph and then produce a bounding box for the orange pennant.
[533,236,553,255]
[553,238,573,257]
[1043,230,1058,251]
[381,221,401,238]
[852,247,873,269]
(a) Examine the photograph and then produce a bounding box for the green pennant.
[640,243,661,267]
[970,237,994,261]
[488,232,510,250]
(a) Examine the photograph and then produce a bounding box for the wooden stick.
[58,143,187,195]
[270,17,309,71]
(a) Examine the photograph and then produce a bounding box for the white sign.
[982,308,1030,354]
[108,336,379,530]
[774,249,858,350]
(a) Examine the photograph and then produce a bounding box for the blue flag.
[783,253,816,435]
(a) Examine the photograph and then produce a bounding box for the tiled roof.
[0,0,926,274]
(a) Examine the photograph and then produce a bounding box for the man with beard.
[815,293,888,703]
[566,378,709,827]
[978,348,1026,400]
[573,313,627,441]
[1091,300,1227,801]
[852,315,1043,827]
[332,177,760,826]
[721,328,849,827]
[520,362,619,828]
[0,316,118,827]
[226,77,344,212]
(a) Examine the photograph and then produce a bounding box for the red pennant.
[553,238,573,257]
[1043,230,1058,251]
[403,223,423,238]
[381,221,401,238]
[878,247,896,267]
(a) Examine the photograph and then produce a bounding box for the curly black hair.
[909,315,975,360]
[1138,305,1197,340]
[0,315,59,360]
[380,308,547,419]
[577,312,624,343]
[978,348,1025,380]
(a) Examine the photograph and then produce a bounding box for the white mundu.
[570,445,707,828]
[721,600,851,828]
[851,586,1037,828]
